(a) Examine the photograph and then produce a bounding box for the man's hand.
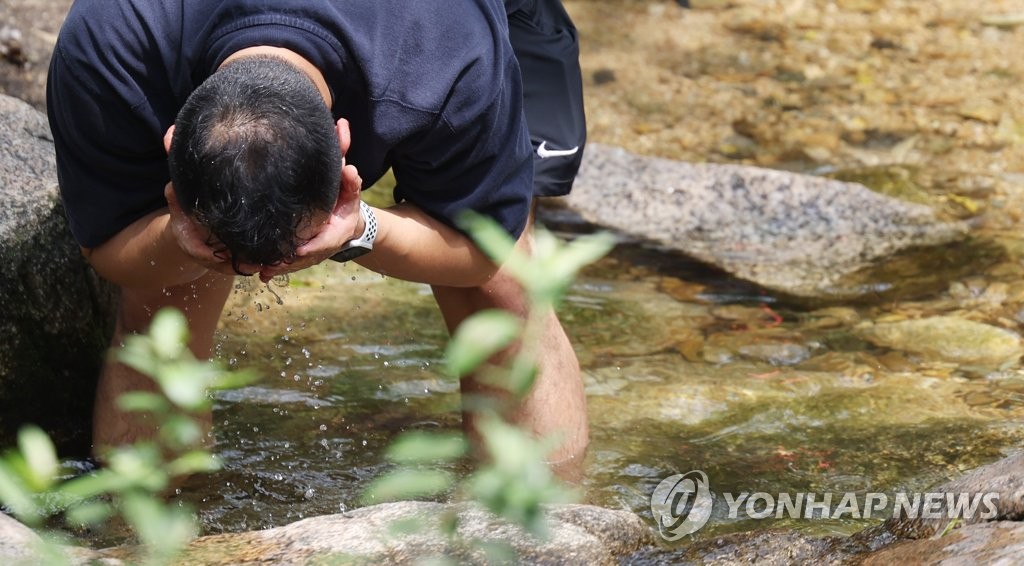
[257,158,364,282]
[257,118,364,282]
[164,183,260,276]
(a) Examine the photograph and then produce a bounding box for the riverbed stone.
[0,94,117,453]
[567,143,969,299]
[89,502,654,565]
[0,511,44,563]
[854,316,1023,368]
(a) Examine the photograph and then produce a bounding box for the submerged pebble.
[855,315,1024,368]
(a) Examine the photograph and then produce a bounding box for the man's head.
[168,55,341,273]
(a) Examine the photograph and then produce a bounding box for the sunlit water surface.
[166,217,1024,555]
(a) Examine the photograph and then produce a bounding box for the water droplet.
[252,426,259,432]
[319,424,327,431]
[304,488,316,500]
[293,374,301,382]
[149,260,156,266]
[302,348,311,359]
[383,361,390,367]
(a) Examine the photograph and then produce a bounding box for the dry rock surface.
[570,143,968,298]
[4,502,655,566]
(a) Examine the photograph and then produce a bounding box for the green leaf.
[361,469,454,503]
[160,414,204,449]
[121,493,198,561]
[17,425,58,491]
[386,517,426,536]
[456,211,517,264]
[66,501,113,528]
[506,362,539,398]
[209,368,261,391]
[474,540,517,565]
[117,392,170,415]
[547,231,616,290]
[105,444,168,492]
[0,459,40,525]
[117,335,160,378]
[57,469,128,501]
[167,451,221,477]
[445,309,522,377]
[157,362,215,411]
[457,211,534,284]
[149,308,190,360]
[386,432,468,464]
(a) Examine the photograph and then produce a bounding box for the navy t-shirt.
[47,0,534,248]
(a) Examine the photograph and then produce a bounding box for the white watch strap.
[349,200,377,249]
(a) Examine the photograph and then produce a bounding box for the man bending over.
[47,0,587,466]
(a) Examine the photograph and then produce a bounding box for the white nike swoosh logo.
[536,141,580,159]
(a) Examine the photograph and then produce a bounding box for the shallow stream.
[176,198,1024,553]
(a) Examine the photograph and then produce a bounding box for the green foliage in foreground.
[0,309,258,565]
[0,215,613,564]
[364,214,615,542]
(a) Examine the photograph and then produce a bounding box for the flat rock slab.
[862,521,1024,566]
[54,502,654,565]
[568,144,968,298]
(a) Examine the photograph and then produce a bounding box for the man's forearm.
[84,209,207,288]
[355,203,500,287]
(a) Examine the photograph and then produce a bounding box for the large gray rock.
[19,502,652,565]
[0,94,116,453]
[876,451,1024,540]
[861,521,1024,565]
[567,144,969,299]
[0,511,45,563]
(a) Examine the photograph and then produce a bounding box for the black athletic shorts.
[507,0,587,197]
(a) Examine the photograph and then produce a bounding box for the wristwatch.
[330,200,377,263]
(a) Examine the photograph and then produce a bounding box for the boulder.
[861,521,1024,565]
[566,144,970,299]
[0,511,44,563]
[26,502,654,565]
[0,94,117,454]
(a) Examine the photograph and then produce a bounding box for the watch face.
[329,245,372,263]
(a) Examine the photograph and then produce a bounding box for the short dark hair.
[168,55,341,272]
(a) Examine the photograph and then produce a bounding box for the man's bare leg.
[93,270,234,454]
[430,214,588,470]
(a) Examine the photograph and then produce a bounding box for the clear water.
[172,216,1024,552]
